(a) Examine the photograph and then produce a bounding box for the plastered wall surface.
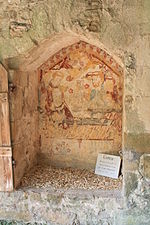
[0,0,150,224]
[38,41,123,169]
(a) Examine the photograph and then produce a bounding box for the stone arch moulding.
[37,40,124,169]
[17,32,123,73]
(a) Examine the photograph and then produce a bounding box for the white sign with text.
[95,154,121,179]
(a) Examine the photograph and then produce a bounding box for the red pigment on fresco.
[84,84,89,89]
[69,88,73,94]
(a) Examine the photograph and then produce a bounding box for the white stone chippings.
[20,165,122,190]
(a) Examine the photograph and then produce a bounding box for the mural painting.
[38,41,123,169]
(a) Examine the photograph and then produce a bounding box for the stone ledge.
[0,187,123,225]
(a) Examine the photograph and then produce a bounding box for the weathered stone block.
[139,154,150,181]
[124,133,150,153]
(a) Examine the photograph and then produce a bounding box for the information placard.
[95,154,121,179]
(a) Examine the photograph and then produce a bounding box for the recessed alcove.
[9,35,124,192]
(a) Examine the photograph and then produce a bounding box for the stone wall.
[0,189,123,225]
[0,0,150,224]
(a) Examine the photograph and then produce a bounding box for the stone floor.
[20,165,122,191]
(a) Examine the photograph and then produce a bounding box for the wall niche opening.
[11,40,123,192]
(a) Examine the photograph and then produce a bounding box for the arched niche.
[37,41,123,169]
[10,34,124,189]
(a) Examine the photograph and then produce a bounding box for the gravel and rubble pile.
[20,165,122,190]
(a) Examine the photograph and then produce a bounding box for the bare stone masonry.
[0,0,150,224]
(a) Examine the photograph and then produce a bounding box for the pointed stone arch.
[38,41,123,77]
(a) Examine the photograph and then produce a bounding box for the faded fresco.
[38,41,123,169]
